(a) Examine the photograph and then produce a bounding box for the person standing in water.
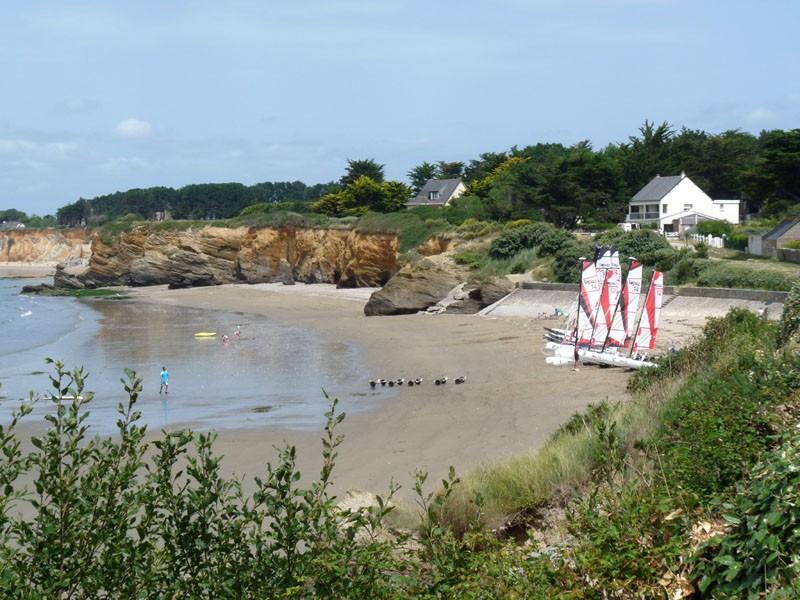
[160,366,169,395]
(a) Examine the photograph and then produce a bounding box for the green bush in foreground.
[0,361,567,598]
[694,434,800,597]
[0,361,404,598]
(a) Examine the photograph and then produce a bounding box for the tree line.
[51,122,800,228]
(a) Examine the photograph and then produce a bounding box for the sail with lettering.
[605,260,643,349]
[631,270,664,353]
[575,258,602,346]
[591,266,622,349]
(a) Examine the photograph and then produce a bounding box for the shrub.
[697,263,798,291]
[451,249,488,270]
[782,239,800,250]
[694,434,800,597]
[696,220,733,237]
[725,231,748,251]
[0,361,401,598]
[488,222,574,260]
[777,280,800,347]
[595,228,673,263]
[653,309,783,501]
[550,239,594,283]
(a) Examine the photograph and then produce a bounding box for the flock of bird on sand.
[369,376,466,389]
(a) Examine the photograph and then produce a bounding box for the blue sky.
[2,1,798,217]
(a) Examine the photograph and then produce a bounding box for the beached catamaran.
[544,247,664,369]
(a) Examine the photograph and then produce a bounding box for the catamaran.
[544,248,664,369]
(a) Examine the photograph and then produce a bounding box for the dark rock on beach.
[364,257,468,316]
[445,277,516,314]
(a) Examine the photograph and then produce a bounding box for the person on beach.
[160,366,169,395]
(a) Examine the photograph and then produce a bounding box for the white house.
[405,178,467,208]
[625,173,740,233]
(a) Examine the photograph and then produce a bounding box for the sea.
[0,278,384,436]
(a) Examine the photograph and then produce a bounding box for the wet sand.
[1,264,753,502]
[124,284,653,502]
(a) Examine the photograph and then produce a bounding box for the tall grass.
[441,347,702,533]
[355,211,453,252]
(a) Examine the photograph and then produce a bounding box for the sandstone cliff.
[66,226,400,289]
[0,229,92,264]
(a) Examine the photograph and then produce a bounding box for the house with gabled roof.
[750,218,800,257]
[625,172,740,233]
[405,178,466,208]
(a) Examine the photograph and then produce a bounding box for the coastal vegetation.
[3,287,800,596]
[49,124,800,232]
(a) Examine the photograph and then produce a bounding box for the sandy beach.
[0,262,57,278]
[124,283,667,503]
[1,262,771,503]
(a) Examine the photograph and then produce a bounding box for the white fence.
[688,233,724,248]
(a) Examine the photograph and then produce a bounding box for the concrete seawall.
[481,282,784,353]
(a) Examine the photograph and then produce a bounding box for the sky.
[1,1,799,217]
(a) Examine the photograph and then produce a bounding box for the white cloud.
[114,118,153,138]
[0,139,77,158]
[745,107,778,123]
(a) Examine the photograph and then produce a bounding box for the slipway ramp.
[479,283,785,344]
[478,286,578,318]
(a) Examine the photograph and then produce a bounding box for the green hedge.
[697,263,798,291]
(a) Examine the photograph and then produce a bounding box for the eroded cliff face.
[71,226,400,288]
[0,229,92,264]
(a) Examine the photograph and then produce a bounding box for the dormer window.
[428,191,440,201]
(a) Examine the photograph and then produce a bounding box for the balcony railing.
[628,212,660,220]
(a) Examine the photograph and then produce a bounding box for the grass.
[440,358,695,534]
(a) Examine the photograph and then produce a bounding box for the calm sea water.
[0,278,385,436]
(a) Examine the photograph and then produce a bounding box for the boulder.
[364,258,467,316]
[444,277,516,314]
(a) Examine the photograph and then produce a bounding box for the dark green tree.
[56,198,90,227]
[407,161,439,192]
[0,208,27,222]
[311,176,409,217]
[340,158,385,186]
[743,129,800,215]
[437,160,464,179]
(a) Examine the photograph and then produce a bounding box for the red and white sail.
[575,259,602,346]
[591,267,622,348]
[631,270,664,353]
[606,260,643,348]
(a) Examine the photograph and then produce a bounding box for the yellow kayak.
[194,332,217,338]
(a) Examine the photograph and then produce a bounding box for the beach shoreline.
[2,270,746,504]
[124,283,639,502]
[0,262,57,278]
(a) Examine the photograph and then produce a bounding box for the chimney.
[680,171,685,178]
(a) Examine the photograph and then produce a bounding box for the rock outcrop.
[363,257,469,316]
[0,229,92,264]
[444,277,517,314]
[71,226,400,289]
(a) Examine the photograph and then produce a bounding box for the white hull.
[544,342,655,370]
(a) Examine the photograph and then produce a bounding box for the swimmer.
[234,325,241,337]
[222,334,229,343]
